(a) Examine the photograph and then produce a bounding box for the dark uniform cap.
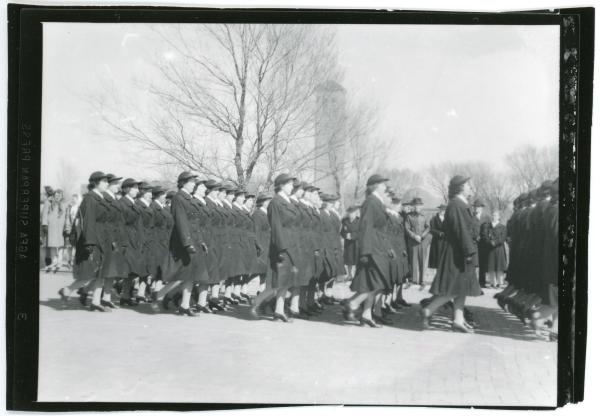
[152,186,166,197]
[246,194,256,199]
[472,198,485,207]
[274,173,296,187]
[256,193,272,204]
[177,171,198,184]
[44,186,55,196]
[234,189,246,197]
[166,190,176,199]
[449,175,470,188]
[401,199,412,206]
[302,183,314,191]
[88,171,109,182]
[412,197,424,206]
[121,178,142,189]
[366,174,389,187]
[292,179,302,189]
[195,178,209,185]
[106,174,123,183]
[138,181,152,191]
[204,179,221,189]
[222,184,236,193]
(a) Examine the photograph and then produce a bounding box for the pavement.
[38,272,557,406]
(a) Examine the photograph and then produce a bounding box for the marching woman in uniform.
[231,190,255,304]
[239,193,257,302]
[117,178,144,306]
[288,181,312,318]
[155,172,210,316]
[344,174,395,328]
[341,206,360,280]
[482,210,507,288]
[249,193,273,318]
[99,174,128,309]
[204,180,227,312]
[59,171,110,311]
[149,186,174,296]
[135,182,155,302]
[221,185,242,306]
[422,175,481,333]
[268,173,300,322]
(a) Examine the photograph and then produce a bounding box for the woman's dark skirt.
[350,256,392,294]
[271,251,298,290]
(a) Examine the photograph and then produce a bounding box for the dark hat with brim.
[234,189,246,197]
[412,197,424,206]
[449,175,470,188]
[89,171,109,182]
[401,200,412,206]
[177,171,198,184]
[106,174,123,184]
[256,193,272,204]
[302,183,314,191]
[152,186,166,197]
[121,178,142,189]
[274,173,296,188]
[44,186,55,196]
[205,179,221,190]
[366,174,389,187]
[245,194,256,199]
[222,184,236,194]
[138,181,152,192]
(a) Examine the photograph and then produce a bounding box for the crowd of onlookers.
[39,186,81,272]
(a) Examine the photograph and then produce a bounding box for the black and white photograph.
[5,4,593,411]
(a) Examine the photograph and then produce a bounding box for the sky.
[41,23,559,190]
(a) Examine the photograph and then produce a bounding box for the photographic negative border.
[6,4,593,411]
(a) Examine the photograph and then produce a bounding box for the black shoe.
[195,305,214,314]
[273,312,291,322]
[78,289,88,306]
[231,293,246,304]
[209,299,225,312]
[89,303,107,312]
[177,307,198,317]
[119,298,138,307]
[58,288,69,303]
[100,300,119,309]
[241,293,252,302]
[223,296,239,306]
[161,296,171,311]
[289,310,310,320]
[300,307,317,317]
[360,317,382,328]
[343,304,360,324]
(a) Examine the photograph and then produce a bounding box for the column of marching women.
[494,178,559,341]
[55,170,559,340]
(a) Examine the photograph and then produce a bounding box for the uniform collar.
[456,194,468,205]
[300,198,311,206]
[371,191,384,204]
[194,195,206,205]
[92,188,104,199]
[125,194,135,204]
[207,194,221,206]
[260,206,268,214]
[233,202,245,210]
[289,195,299,202]
[222,199,232,208]
[154,200,164,209]
[138,198,150,207]
[181,188,192,196]
[277,192,291,204]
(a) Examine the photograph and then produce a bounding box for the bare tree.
[381,168,423,198]
[91,24,340,188]
[505,144,559,193]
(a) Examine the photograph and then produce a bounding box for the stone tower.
[314,80,347,195]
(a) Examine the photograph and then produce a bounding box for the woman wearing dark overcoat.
[249,194,274,319]
[117,178,144,306]
[149,186,174,294]
[202,180,227,311]
[220,185,242,305]
[231,190,256,304]
[422,175,481,333]
[387,196,410,310]
[268,173,301,322]
[482,210,507,288]
[344,174,395,328]
[135,182,156,302]
[155,172,209,316]
[59,171,110,311]
[99,174,129,308]
[428,204,447,269]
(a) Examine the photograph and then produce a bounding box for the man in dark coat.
[405,197,430,288]
[428,204,447,270]
[472,198,490,288]
[341,206,360,276]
